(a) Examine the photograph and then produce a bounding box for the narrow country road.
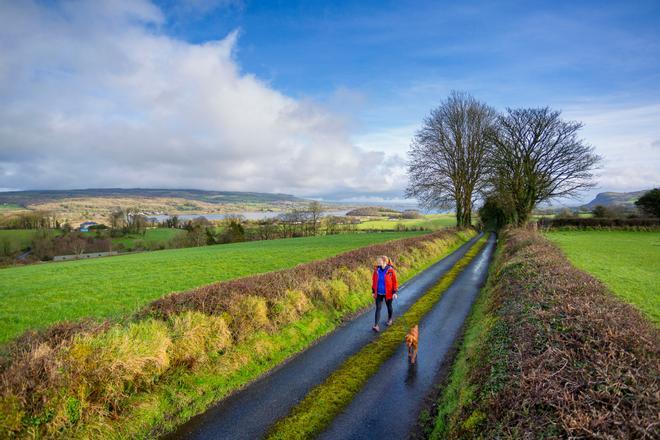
[319,233,496,440]
[165,233,492,440]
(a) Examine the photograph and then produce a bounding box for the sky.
[0,0,658,204]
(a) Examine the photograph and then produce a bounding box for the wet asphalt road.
[164,233,485,440]
[318,234,496,440]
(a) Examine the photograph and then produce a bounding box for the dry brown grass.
[450,228,659,439]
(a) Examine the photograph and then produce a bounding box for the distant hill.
[581,189,651,210]
[0,188,305,207]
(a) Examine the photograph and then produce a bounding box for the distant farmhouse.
[79,221,98,232]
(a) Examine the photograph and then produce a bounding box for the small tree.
[635,188,660,218]
[592,205,612,218]
[489,107,601,225]
[307,201,324,236]
[557,208,574,218]
[478,196,515,230]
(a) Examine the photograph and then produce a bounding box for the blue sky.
[157,0,660,113]
[1,0,659,203]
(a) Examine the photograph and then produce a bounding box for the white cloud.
[562,102,660,197]
[0,0,399,199]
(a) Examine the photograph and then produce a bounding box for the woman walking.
[371,255,398,332]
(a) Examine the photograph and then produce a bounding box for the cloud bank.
[0,1,405,198]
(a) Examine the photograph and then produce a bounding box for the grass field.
[82,227,185,250]
[0,203,24,211]
[0,231,424,344]
[357,214,456,231]
[0,229,40,250]
[545,230,660,324]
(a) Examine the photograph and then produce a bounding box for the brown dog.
[405,324,418,364]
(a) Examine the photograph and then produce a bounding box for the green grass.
[82,228,185,250]
[357,214,456,231]
[267,235,488,440]
[0,232,425,345]
[0,229,38,250]
[0,203,24,211]
[545,230,660,324]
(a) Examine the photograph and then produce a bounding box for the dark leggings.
[374,295,393,325]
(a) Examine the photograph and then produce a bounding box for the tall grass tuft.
[168,311,232,368]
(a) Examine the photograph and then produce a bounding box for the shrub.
[168,311,232,368]
[63,320,171,409]
[228,295,271,340]
[538,216,660,230]
[270,290,312,327]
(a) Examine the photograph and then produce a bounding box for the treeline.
[165,202,362,249]
[0,211,60,230]
[538,188,660,230]
[407,91,602,229]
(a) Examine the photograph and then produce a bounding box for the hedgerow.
[539,216,660,230]
[431,228,659,439]
[0,228,474,438]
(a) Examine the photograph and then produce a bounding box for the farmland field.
[0,229,39,250]
[545,230,660,324]
[83,227,185,250]
[357,214,456,230]
[0,231,425,344]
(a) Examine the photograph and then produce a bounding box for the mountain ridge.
[581,189,651,209]
[0,188,306,207]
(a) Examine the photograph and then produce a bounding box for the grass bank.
[0,231,423,344]
[430,228,659,439]
[0,229,474,438]
[545,230,660,324]
[266,235,488,440]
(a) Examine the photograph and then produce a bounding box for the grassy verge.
[266,235,488,440]
[0,229,475,438]
[428,237,508,439]
[0,231,424,345]
[545,230,659,324]
[430,228,659,439]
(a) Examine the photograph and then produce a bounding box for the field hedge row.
[431,228,659,439]
[538,216,660,230]
[0,228,474,438]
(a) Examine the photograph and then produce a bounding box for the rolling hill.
[0,188,305,207]
[580,189,651,209]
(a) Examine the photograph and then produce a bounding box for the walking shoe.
[387,319,393,326]
[372,325,380,332]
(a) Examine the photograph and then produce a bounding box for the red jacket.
[371,264,398,300]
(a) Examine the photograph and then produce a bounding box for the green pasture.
[357,214,456,231]
[0,231,424,344]
[545,230,660,324]
[0,229,38,250]
[83,228,185,250]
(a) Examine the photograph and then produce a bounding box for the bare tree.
[406,91,496,228]
[489,107,601,225]
[307,201,324,236]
